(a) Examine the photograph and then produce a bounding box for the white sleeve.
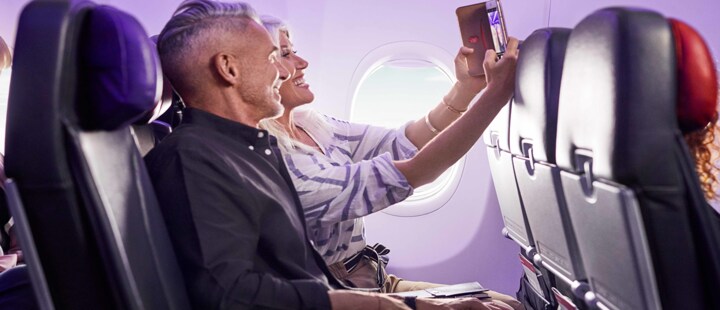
[325,116,418,162]
[285,151,414,226]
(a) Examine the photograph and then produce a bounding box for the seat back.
[510,27,587,299]
[5,1,189,308]
[484,103,533,250]
[483,32,572,307]
[132,121,172,157]
[131,36,174,157]
[556,7,720,310]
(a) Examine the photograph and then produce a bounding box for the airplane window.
[350,42,465,217]
[0,68,10,153]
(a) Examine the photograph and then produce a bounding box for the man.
[146,1,509,309]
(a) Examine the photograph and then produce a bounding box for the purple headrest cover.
[80,5,160,130]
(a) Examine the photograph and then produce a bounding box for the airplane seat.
[130,73,173,157]
[0,191,8,253]
[0,157,9,252]
[483,91,533,251]
[154,93,186,128]
[483,39,557,308]
[148,34,185,129]
[0,35,12,262]
[670,18,719,133]
[5,1,190,308]
[132,120,172,157]
[510,27,589,309]
[0,38,9,242]
[131,34,174,157]
[556,7,720,310]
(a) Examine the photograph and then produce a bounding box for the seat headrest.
[137,35,173,125]
[510,28,571,163]
[79,5,164,130]
[670,18,719,133]
[0,36,10,70]
[556,7,677,184]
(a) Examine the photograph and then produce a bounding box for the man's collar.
[182,108,273,146]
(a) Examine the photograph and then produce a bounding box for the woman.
[259,16,521,307]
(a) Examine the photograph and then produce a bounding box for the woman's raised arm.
[395,38,519,188]
[404,46,489,149]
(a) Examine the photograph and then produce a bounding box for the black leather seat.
[483,92,533,250]
[129,34,179,157]
[129,33,174,157]
[510,27,590,307]
[0,35,10,250]
[484,35,570,308]
[556,7,720,310]
[132,121,172,157]
[5,1,190,308]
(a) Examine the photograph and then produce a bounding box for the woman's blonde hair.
[258,15,332,154]
[260,15,287,45]
[260,109,333,153]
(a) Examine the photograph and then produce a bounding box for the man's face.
[236,22,289,120]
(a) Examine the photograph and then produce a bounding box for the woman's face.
[277,31,314,108]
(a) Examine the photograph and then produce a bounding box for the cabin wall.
[0,0,718,297]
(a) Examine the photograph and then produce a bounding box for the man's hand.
[329,290,411,310]
[416,297,514,310]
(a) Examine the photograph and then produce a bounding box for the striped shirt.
[284,110,417,264]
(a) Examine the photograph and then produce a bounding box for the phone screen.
[487,7,507,54]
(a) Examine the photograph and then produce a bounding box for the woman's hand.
[455,46,488,96]
[482,37,520,104]
[395,38,519,189]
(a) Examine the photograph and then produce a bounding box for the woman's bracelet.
[424,113,440,135]
[442,96,467,115]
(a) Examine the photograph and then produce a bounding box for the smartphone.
[486,0,508,55]
[456,0,509,76]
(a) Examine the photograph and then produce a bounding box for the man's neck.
[190,104,261,128]
[187,93,264,128]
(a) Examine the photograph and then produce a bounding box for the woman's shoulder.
[295,109,350,135]
[296,109,346,125]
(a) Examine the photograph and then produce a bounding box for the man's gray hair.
[156,0,261,103]
[157,0,260,64]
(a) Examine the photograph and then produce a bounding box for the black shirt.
[145,108,334,309]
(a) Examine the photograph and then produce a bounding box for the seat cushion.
[670,18,718,133]
[79,5,160,130]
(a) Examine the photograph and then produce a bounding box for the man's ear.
[213,53,240,85]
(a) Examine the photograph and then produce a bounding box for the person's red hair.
[684,108,719,201]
